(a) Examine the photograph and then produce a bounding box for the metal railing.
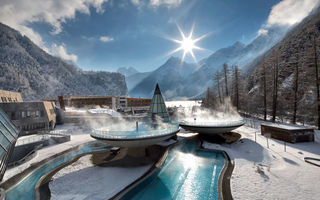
[15,135,50,146]
[179,119,245,127]
[91,123,179,140]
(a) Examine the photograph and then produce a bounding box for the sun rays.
[168,24,209,64]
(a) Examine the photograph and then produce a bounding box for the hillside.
[243,10,320,124]
[0,23,127,100]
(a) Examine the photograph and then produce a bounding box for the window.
[11,112,15,120]
[35,111,40,117]
[27,111,31,117]
[21,111,25,118]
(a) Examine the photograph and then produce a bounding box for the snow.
[260,122,313,130]
[314,130,320,143]
[203,123,320,200]
[3,123,160,200]
[280,73,294,89]
[49,155,151,200]
[65,107,122,117]
[3,133,94,182]
[88,108,122,117]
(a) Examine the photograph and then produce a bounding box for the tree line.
[202,35,320,129]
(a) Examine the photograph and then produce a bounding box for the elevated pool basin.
[91,122,180,148]
[120,139,226,200]
[179,119,245,135]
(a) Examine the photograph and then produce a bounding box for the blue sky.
[1,0,319,72]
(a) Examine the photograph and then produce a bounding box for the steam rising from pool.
[171,99,243,126]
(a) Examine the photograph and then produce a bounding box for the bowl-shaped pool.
[91,122,180,147]
[179,119,245,135]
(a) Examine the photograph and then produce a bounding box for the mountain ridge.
[0,22,128,100]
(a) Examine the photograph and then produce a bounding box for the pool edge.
[219,151,234,200]
[111,141,178,200]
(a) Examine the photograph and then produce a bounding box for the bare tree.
[272,53,279,122]
[214,71,223,104]
[232,66,240,110]
[313,35,320,129]
[292,53,300,124]
[262,63,267,121]
[223,63,229,96]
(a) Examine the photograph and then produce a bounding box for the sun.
[168,24,209,63]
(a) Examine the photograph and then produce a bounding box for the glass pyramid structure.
[0,108,19,180]
[147,83,170,122]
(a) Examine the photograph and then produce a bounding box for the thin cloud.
[267,0,320,27]
[258,0,320,35]
[51,43,78,63]
[131,0,183,8]
[100,36,114,42]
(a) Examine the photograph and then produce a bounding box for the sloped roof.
[147,84,169,122]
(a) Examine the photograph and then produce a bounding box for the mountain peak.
[117,67,139,77]
[233,41,245,48]
[166,56,181,64]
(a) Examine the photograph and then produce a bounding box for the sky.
[0,0,319,72]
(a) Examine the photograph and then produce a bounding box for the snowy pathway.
[204,125,320,200]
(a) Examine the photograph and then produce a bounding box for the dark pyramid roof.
[148,83,169,122]
[0,108,20,180]
[154,83,161,95]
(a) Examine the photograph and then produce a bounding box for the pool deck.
[1,134,94,187]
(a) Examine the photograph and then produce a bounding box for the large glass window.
[0,108,19,180]
[0,123,14,143]
[21,111,25,118]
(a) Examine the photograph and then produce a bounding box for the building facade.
[127,98,152,107]
[0,89,23,103]
[65,96,116,109]
[0,101,56,136]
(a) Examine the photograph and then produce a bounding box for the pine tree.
[223,63,229,96]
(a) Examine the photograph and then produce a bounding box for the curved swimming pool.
[4,142,110,200]
[120,139,226,200]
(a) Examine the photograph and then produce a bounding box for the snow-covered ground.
[49,155,151,200]
[204,124,320,200]
[3,134,94,181]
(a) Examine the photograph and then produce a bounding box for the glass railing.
[15,135,50,146]
[91,122,179,140]
[179,119,245,127]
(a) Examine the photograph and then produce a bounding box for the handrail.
[179,119,245,127]
[91,123,179,140]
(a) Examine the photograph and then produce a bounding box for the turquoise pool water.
[91,122,179,140]
[121,139,226,200]
[5,142,110,200]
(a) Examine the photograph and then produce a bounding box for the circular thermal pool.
[179,119,245,135]
[91,122,180,147]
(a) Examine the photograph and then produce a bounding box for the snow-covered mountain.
[0,22,128,100]
[117,67,139,77]
[130,57,197,98]
[130,26,288,99]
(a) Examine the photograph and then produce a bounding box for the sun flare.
[168,24,209,63]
